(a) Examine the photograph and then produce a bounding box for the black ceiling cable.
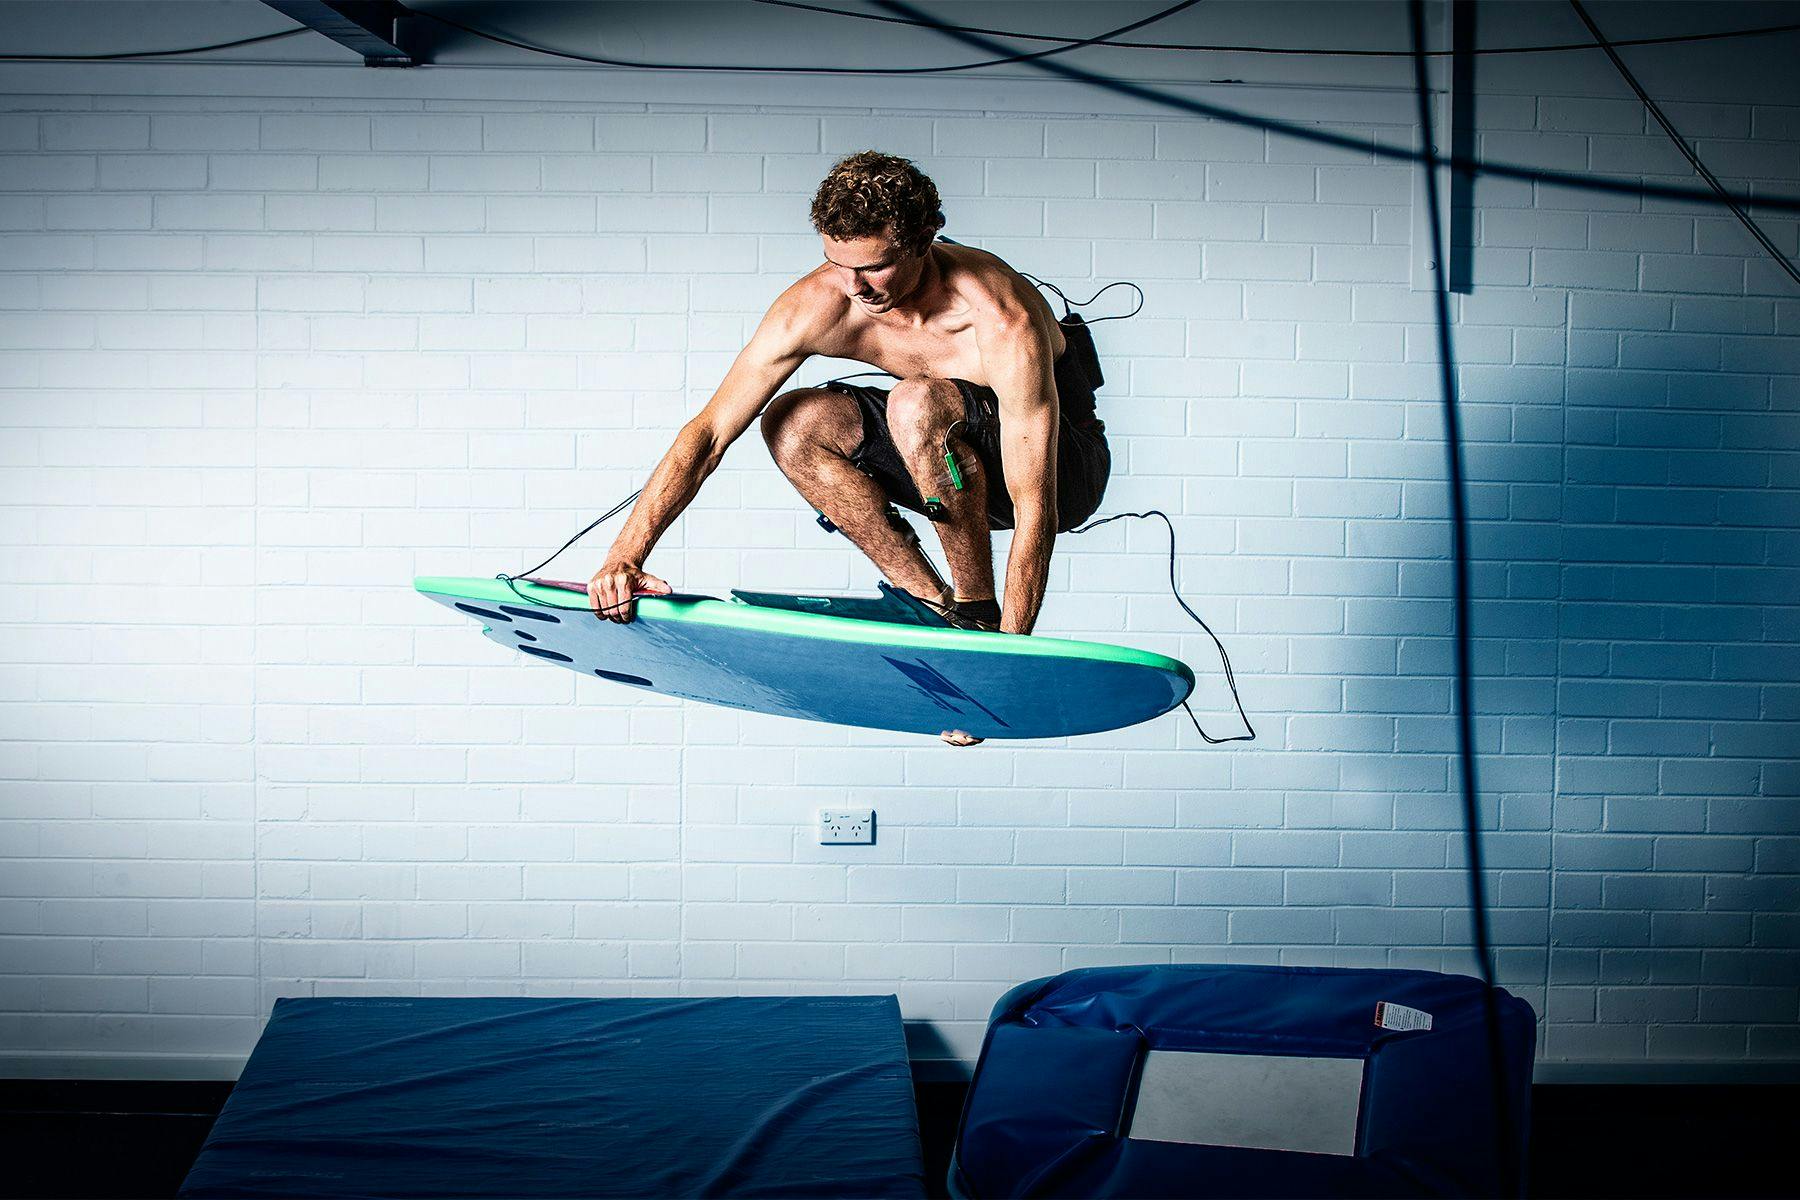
[758,0,1800,59]
[408,0,1201,76]
[0,26,311,61]
[871,0,1800,216]
[1569,0,1800,290]
[13,4,1796,65]
[1406,1,1514,1190]
[22,5,1800,215]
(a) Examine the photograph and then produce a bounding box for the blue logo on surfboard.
[881,656,1009,728]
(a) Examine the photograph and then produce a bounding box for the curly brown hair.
[810,151,944,256]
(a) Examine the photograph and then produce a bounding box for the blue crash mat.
[952,964,1536,1199]
[179,995,926,1199]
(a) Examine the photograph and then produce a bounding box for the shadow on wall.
[1549,358,1799,1061]
[1335,346,1798,1059]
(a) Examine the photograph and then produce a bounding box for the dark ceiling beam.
[262,1,419,67]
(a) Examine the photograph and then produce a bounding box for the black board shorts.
[821,331,1111,534]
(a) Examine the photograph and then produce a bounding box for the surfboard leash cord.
[496,487,644,618]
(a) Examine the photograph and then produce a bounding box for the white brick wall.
[0,61,1796,1075]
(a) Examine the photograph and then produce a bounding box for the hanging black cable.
[407,0,1199,76]
[1407,2,1516,1192]
[871,0,1800,216]
[1568,0,1800,290]
[1019,274,1147,325]
[757,0,1800,59]
[0,26,311,61]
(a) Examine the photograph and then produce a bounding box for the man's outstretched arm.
[978,317,1060,636]
[591,299,809,622]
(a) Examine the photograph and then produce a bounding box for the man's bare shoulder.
[759,266,853,351]
[939,244,1058,345]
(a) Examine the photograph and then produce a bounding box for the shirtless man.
[588,152,1112,738]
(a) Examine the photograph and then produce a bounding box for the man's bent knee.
[761,387,858,466]
[885,377,963,453]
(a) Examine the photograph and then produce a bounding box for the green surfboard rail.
[415,575,1196,687]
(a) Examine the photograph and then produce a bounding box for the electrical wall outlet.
[819,808,875,845]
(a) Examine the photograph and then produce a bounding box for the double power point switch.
[819,808,875,845]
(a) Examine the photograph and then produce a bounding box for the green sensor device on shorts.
[942,422,967,494]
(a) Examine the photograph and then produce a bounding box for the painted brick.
[150,115,259,151]
[0,114,39,150]
[375,195,483,232]
[203,154,315,191]
[986,159,1094,198]
[97,156,206,190]
[430,155,543,192]
[318,154,426,191]
[259,116,370,151]
[487,196,596,234]
[1155,121,1265,163]
[710,115,818,154]
[372,116,482,152]
[267,194,375,232]
[821,117,931,158]
[1046,120,1154,160]
[42,115,149,151]
[935,119,1042,157]
[0,79,1794,1079]
[152,194,263,231]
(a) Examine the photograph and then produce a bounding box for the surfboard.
[416,575,1195,740]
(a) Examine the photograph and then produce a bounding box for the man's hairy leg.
[761,388,946,602]
[885,378,996,608]
[883,377,997,749]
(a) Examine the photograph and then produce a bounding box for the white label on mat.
[1375,1001,1433,1031]
[1127,1051,1364,1157]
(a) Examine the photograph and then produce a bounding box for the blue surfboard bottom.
[417,577,1195,740]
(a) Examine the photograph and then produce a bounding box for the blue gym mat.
[178,995,926,1199]
[951,964,1536,1198]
